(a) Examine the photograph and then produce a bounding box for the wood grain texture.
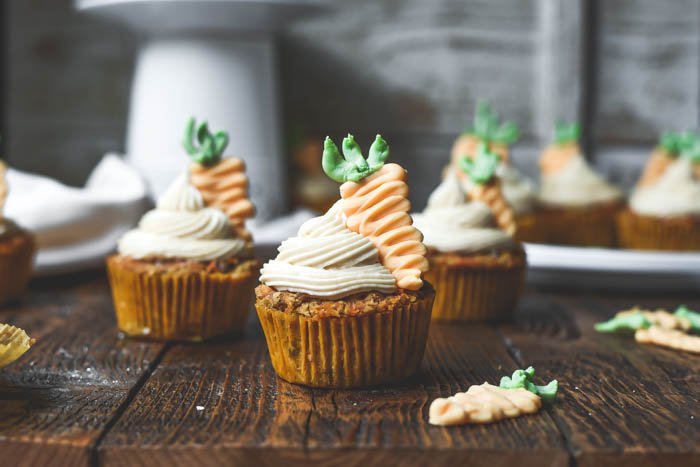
[0,275,166,467]
[100,319,568,467]
[2,267,699,466]
[498,291,700,467]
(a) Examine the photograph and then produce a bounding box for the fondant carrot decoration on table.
[596,305,700,354]
[637,131,697,187]
[323,134,428,290]
[451,101,519,166]
[460,144,516,236]
[539,121,581,176]
[0,323,34,369]
[429,366,558,426]
[184,117,255,241]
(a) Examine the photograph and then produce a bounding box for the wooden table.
[1,252,698,467]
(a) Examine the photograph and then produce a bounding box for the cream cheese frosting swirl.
[539,155,622,207]
[118,175,245,261]
[497,164,538,215]
[412,170,517,253]
[259,201,397,299]
[630,157,700,217]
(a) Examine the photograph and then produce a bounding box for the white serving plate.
[525,243,700,292]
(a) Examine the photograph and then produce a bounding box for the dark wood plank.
[98,319,315,466]
[0,274,166,467]
[306,324,567,466]
[99,317,568,466]
[497,292,700,467]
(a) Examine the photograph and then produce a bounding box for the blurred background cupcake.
[416,144,525,322]
[0,162,35,305]
[617,134,700,251]
[107,119,260,341]
[538,122,623,247]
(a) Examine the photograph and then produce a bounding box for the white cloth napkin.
[5,154,151,276]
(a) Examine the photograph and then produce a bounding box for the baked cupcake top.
[538,122,621,207]
[118,118,254,261]
[260,134,428,299]
[630,151,700,218]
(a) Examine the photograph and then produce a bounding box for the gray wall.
[3,0,699,206]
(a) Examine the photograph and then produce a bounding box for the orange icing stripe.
[339,163,428,290]
[539,142,578,176]
[469,181,516,236]
[189,158,255,240]
[637,148,675,188]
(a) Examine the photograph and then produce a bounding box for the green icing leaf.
[322,134,389,183]
[465,101,520,144]
[459,143,500,185]
[182,116,230,165]
[554,121,580,145]
[594,311,652,333]
[674,305,700,332]
[499,366,559,401]
[681,138,700,163]
[660,131,698,157]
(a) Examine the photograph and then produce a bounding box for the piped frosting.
[630,157,700,217]
[259,201,397,299]
[413,169,517,253]
[118,175,245,261]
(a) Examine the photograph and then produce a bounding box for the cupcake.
[257,134,434,388]
[107,118,259,341]
[617,135,700,250]
[0,162,36,305]
[538,122,623,247]
[415,144,526,322]
[451,101,543,242]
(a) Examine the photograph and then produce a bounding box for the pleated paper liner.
[616,209,700,251]
[256,287,435,389]
[425,250,526,322]
[539,201,622,247]
[107,256,259,341]
[0,229,36,305]
[0,323,34,368]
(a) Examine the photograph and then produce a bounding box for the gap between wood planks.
[88,343,171,467]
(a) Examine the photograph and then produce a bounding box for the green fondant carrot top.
[322,134,389,183]
[499,366,558,401]
[553,121,580,145]
[459,143,500,185]
[182,117,230,166]
[660,131,697,157]
[465,101,519,144]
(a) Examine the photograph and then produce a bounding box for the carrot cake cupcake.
[415,144,525,322]
[0,162,36,305]
[451,102,542,242]
[107,118,259,341]
[257,134,434,388]
[538,122,623,247]
[617,136,700,250]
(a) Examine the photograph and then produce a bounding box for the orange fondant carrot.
[451,134,509,167]
[460,144,516,235]
[183,117,255,241]
[339,163,428,291]
[189,158,255,240]
[539,122,581,176]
